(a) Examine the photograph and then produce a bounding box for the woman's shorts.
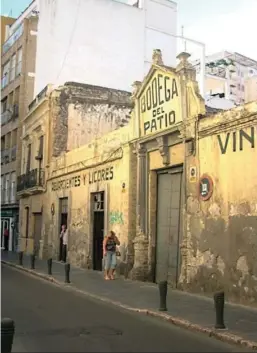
[104,251,117,270]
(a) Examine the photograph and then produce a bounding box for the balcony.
[1,149,10,165]
[1,110,12,125]
[17,168,45,196]
[1,105,19,126]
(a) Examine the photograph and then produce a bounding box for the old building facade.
[131,50,257,304]
[18,82,133,259]
[1,5,38,251]
[18,49,257,305]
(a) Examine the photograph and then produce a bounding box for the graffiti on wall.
[109,211,124,225]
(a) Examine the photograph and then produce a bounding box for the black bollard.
[64,263,70,283]
[158,281,168,311]
[30,254,35,269]
[1,318,15,353]
[214,291,226,329]
[47,258,52,275]
[18,251,23,266]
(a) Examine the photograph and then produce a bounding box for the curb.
[2,260,257,351]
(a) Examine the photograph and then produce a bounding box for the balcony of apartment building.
[17,168,45,197]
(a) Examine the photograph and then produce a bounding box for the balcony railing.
[17,168,45,193]
[1,149,11,164]
[2,24,24,55]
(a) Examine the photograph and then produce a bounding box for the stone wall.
[50,82,132,157]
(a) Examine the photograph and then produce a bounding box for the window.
[14,86,20,103]
[2,61,10,88]
[1,175,4,201]
[237,83,240,90]
[10,54,16,82]
[26,144,31,173]
[1,98,7,113]
[5,176,9,203]
[241,85,245,92]
[10,172,16,203]
[38,136,44,157]
[16,48,22,76]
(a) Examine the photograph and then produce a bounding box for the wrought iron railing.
[17,168,45,193]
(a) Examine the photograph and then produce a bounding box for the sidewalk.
[1,251,257,350]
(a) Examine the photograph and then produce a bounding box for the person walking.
[3,226,9,251]
[103,231,120,280]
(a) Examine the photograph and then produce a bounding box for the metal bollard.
[30,254,35,269]
[158,280,168,311]
[64,263,70,283]
[1,318,15,353]
[47,258,52,275]
[214,291,226,329]
[18,251,23,266]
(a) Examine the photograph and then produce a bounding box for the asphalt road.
[1,265,251,353]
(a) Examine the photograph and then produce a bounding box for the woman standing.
[103,231,120,280]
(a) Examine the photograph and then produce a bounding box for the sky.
[1,0,257,61]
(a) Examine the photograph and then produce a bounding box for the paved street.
[1,265,250,352]
[2,251,257,346]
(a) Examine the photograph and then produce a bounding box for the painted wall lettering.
[217,127,255,154]
[109,211,124,225]
[51,166,114,191]
[139,71,181,136]
[52,175,81,191]
[89,166,114,184]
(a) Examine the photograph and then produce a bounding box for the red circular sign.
[199,174,213,201]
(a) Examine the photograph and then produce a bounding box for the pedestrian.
[59,224,65,261]
[62,226,68,263]
[103,231,120,280]
[3,226,9,251]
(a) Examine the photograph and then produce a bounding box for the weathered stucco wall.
[42,123,136,273]
[183,102,257,305]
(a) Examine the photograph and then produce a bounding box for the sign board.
[199,174,213,201]
[139,69,182,137]
[189,166,197,183]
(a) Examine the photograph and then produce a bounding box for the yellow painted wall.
[184,102,257,304]
[42,123,136,270]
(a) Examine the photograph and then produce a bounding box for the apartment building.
[1,2,38,251]
[245,75,257,103]
[34,0,177,96]
[194,51,257,107]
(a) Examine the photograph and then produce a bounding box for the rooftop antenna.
[181,25,187,52]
